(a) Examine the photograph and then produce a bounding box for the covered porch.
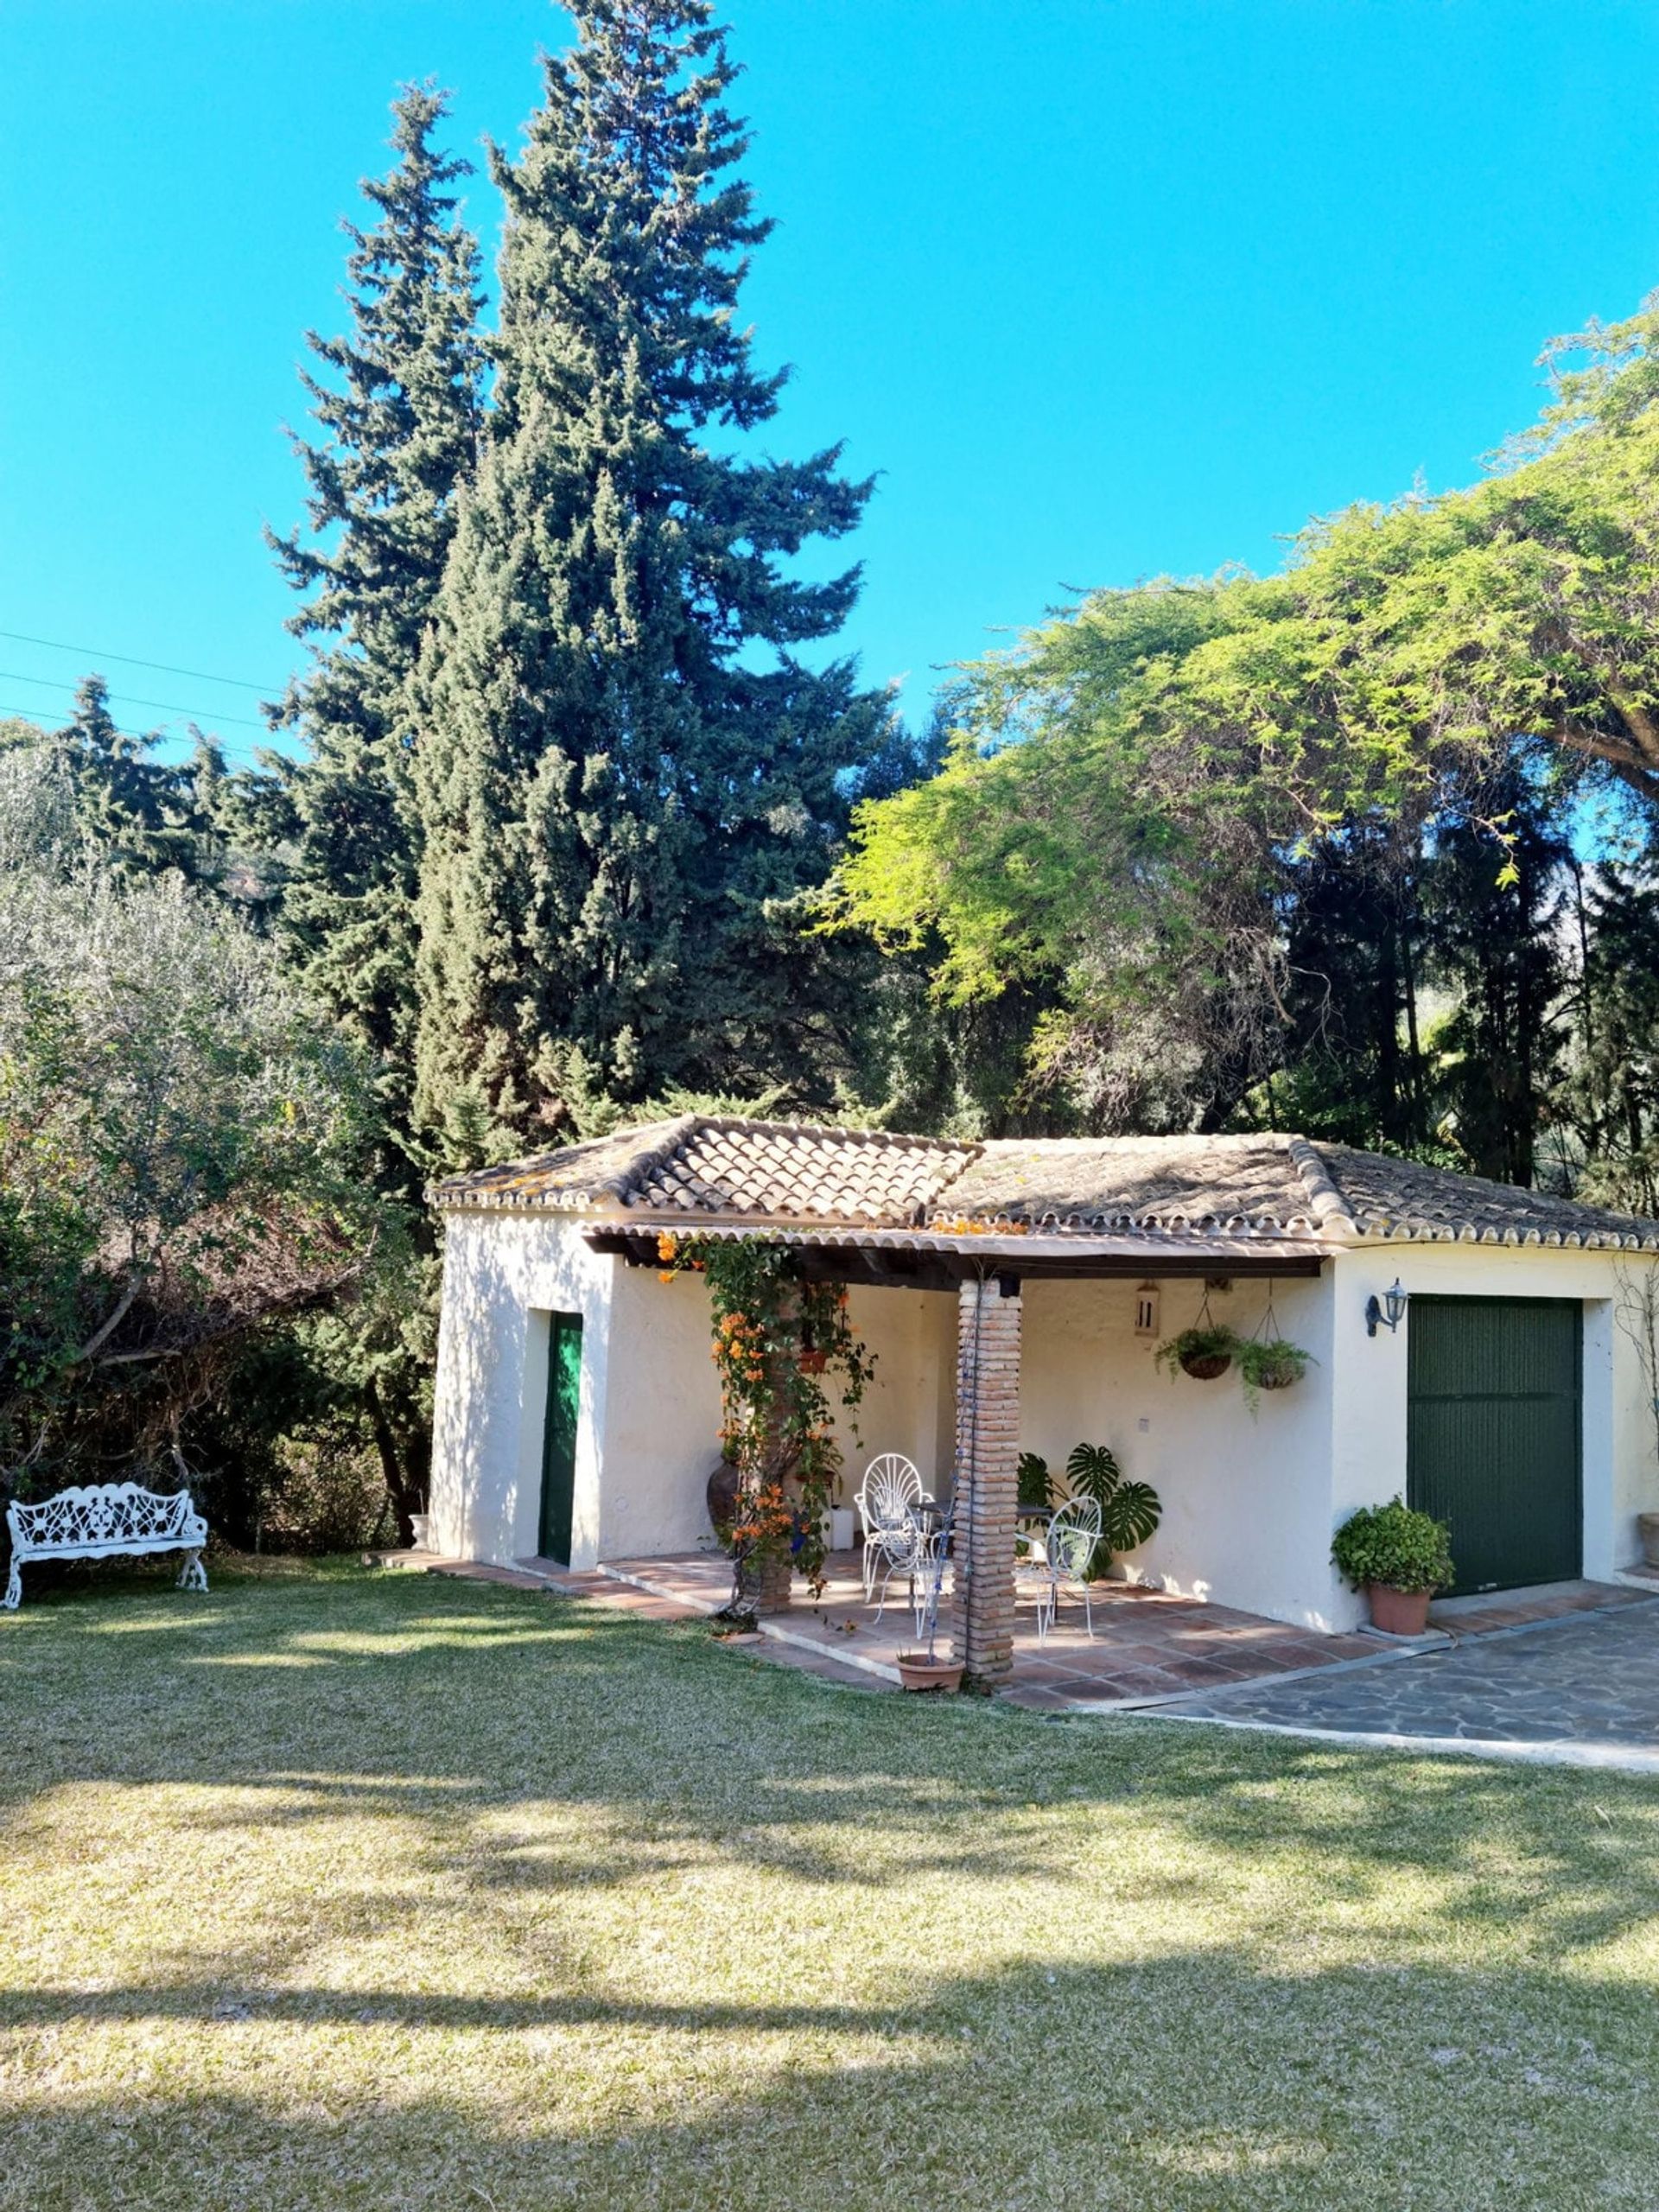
[589,1220,1334,1689]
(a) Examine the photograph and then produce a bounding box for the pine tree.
[411,1,885,1162]
[271,82,484,1191]
[53,677,212,880]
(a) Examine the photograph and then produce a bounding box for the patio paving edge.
[594,1560,907,1684]
[1141,1708,1659,1777]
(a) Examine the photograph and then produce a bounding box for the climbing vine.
[657,1232,875,1605]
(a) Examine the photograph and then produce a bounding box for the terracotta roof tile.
[431,1116,1659,1251]
[432,1116,976,1224]
[1317,1145,1659,1249]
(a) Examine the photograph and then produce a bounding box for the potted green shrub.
[1332,1497,1454,1635]
[1155,1324,1238,1382]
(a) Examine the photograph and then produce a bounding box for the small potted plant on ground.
[1332,1497,1454,1635]
[896,1520,963,1692]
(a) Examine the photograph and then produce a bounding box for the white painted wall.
[429,1211,617,1568]
[430,1221,965,1567]
[1018,1271,1349,1630]
[432,1210,1659,1618]
[1331,1243,1659,1590]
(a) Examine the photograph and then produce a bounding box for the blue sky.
[3,1,1659,764]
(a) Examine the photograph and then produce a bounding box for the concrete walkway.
[1157,1591,1659,1771]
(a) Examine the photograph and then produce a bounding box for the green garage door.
[1407,1296,1581,1596]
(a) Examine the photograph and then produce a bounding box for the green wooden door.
[538,1312,583,1565]
[1407,1296,1581,1595]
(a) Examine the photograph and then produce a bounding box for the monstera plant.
[1064,1442,1162,1580]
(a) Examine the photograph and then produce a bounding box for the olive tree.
[0,747,385,1495]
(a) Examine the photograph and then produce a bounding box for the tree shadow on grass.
[3,1953,1656,2211]
[6,1572,1659,1955]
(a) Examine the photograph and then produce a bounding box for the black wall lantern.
[1365,1279,1408,1338]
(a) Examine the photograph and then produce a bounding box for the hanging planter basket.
[1179,1343,1234,1381]
[1236,1283,1313,1411]
[1155,1288,1237,1382]
[1249,1351,1304,1392]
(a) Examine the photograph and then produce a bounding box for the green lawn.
[5,1566,1659,2209]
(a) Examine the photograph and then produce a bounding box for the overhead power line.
[0,702,282,767]
[0,668,271,732]
[0,626,284,695]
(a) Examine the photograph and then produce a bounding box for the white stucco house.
[428,1114,1659,1668]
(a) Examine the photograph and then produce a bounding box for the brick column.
[949,1274,1020,1688]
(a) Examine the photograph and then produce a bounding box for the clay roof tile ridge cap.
[610,1114,707,1206]
[1287,1135,1361,1243]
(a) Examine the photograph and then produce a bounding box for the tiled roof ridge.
[632,1112,978,1160]
[1286,1136,1361,1243]
[430,1119,692,1212]
[598,1115,702,1204]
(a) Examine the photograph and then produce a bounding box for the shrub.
[1332,1497,1454,1594]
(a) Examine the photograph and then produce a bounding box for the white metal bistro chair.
[853,1453,929,1613]
[1014,1497,1103,1643]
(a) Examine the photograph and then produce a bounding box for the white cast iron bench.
[4,1482,209,1610]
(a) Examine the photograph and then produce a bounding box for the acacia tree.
[836,293,1659,1137]
[412,0,887,1163]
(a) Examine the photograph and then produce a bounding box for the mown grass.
[4,1561,1659,2209]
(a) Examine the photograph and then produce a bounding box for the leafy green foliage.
[1236,1338,1313,1414]
[1017,1450,1054,1510]
[1332,1497,1455,1595]
[1063,1440,1161,1575]
[1154,1325,1239,1379]
[0,748,392,1503]
[834,294,1659,1131]
[658,1230,874,1605]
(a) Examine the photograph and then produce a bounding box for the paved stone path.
[1160,1594,1659,1761]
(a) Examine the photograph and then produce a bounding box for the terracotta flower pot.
[896,1654,964,1693]
[798,1350,828,1375]
[1179,1350,1231,1380]
[1366,1582,1433,1637]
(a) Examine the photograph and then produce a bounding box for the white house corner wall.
[429,1214,617,1569]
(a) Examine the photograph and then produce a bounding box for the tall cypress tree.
[412,1,886,1162]
[272,82,484,1192]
